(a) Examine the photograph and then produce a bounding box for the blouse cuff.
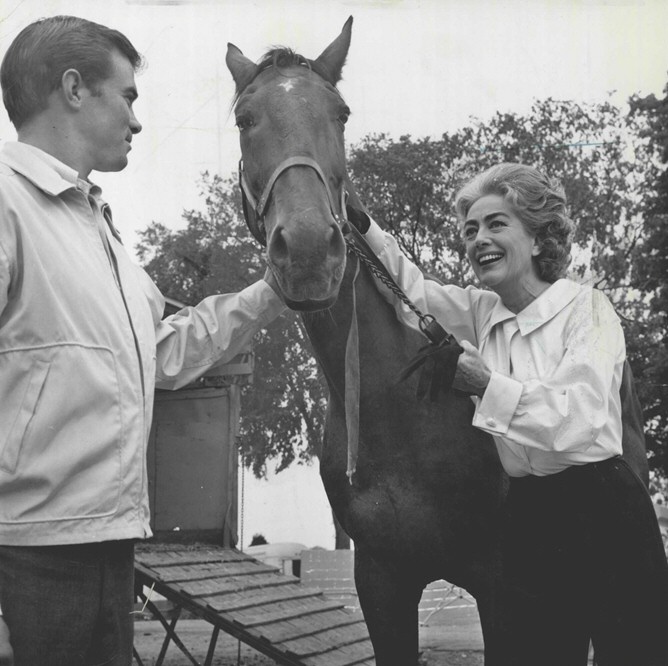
[364,218,389,256]
[472,371,523,435]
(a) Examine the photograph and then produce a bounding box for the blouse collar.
[487,279,582,335]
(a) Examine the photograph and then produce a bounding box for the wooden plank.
[280,622,371,657]
[136,545,250,564]
[149,560,276,582]
[313,591,359,611]
[301,639,375,666]
[233,597,344,628]
[203,584,323,612]
[249,609,364,643]
[171,572,297,597]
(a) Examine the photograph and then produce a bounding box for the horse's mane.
[233,47,336,104]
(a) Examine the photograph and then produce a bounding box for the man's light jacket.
[0,142,285,545]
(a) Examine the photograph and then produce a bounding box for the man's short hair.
[1,15,143,129]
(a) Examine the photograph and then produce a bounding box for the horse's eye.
[338,111,350,126]
[236,115,254,132]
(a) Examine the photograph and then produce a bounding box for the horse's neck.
[302,258,416,401]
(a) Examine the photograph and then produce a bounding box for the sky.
[1,0,668,258]
[1,0,667,549]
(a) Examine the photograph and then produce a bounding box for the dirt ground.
[133,614,596,665]
[133,616,485,666]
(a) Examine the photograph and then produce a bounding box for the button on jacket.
[364,218,624,477]
[0,142,286,545]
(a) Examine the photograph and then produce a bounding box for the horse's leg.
[460,549,505,666]
[475,588,506,666]
[354,547,422,666]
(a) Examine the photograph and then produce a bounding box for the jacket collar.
[488,279,582,335]
[0,141,98,197]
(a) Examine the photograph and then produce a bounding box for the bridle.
[238,155,347,247]
[238,153,455,344]
[238,153,456,483]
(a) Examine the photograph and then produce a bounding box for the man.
[0,16,285,665]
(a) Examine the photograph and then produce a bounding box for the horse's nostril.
[267,225,289,266]
[328,222,346,257]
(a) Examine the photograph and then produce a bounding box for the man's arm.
[154,278,286,390]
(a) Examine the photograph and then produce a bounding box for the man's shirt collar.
[0,141,100,198]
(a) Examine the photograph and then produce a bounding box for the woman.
[356,163,668,666]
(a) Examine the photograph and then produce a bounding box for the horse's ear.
[314,15,353,85]
[226,43,258,93]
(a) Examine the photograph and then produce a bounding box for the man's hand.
[0,617,14,666]
[453,340,491,397]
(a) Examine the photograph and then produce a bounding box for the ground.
[133,605,486,665]
[133,619,485,665]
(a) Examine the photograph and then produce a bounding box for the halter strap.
[239,156,346,246]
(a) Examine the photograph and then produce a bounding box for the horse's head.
[226,18,353,311]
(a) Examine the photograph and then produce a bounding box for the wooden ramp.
[133,543,375,666]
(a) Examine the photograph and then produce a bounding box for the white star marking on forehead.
[278,80,296,92]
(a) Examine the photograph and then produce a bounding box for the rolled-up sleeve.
[154,280,286,390]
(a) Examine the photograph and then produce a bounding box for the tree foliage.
[629,86,668,476]
[136,95,667,479]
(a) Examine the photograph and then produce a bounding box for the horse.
[225,17,648,665]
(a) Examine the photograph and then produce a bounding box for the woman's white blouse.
[364,219,625,477]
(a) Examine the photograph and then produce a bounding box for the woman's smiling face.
[462,194,543,302]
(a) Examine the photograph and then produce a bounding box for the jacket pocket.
[0,344,124,523]
[0,359,50,474]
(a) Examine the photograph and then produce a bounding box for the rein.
[238,157,454,483]
[342,221,455,347]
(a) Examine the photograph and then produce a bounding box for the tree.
[629,85,668,480]
[136,173,327,478]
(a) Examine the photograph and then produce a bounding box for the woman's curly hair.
[454,163,574,283]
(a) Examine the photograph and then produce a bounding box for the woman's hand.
[453,340,491,397]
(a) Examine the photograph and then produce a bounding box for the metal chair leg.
[132,646,145,666]
[141,595,200,666]
[204,626,220,666]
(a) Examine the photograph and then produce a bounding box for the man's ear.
[61,69,85,109]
